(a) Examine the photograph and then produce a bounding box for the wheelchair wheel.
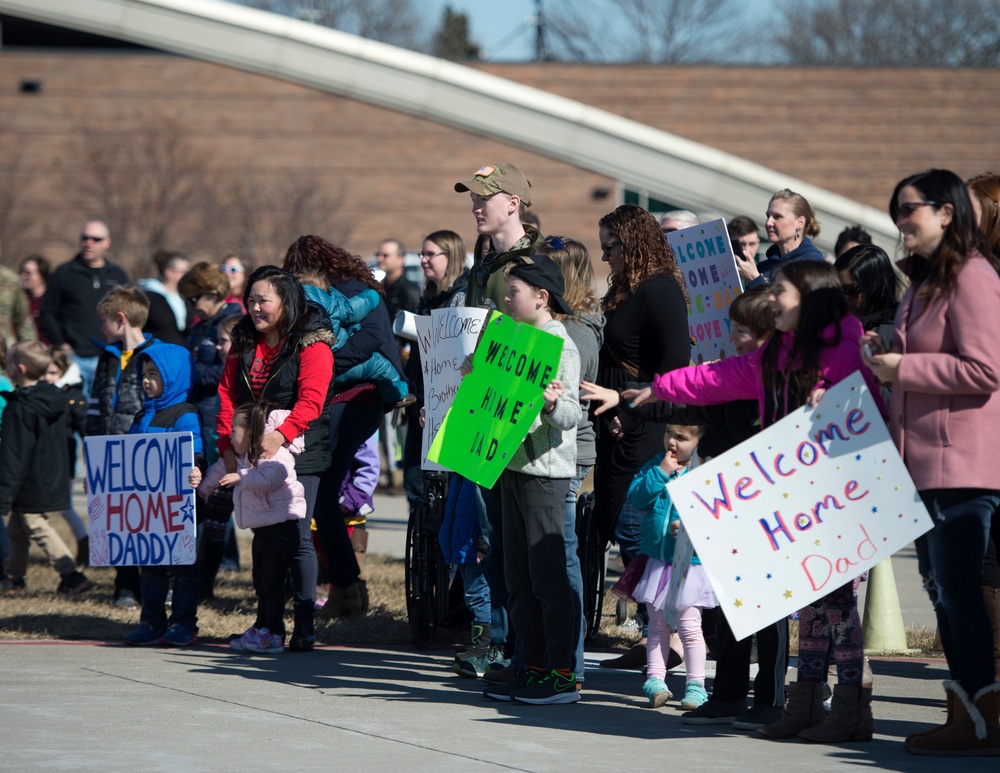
[576,491,609,640]
[405,505,433,649]
[616,597,629,626]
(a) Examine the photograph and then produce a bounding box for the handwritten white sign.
[666,218,742,363]
[665,371,932,641]
[415,307,488,471]
[84,432,198,566]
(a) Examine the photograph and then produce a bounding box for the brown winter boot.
[798,685,873,743]
[757,681,825,739]
[317,580,367,620]
[984,586,1000,680]
[905,686,954,744]
[351,527,368,573]
[906,680,1000,756]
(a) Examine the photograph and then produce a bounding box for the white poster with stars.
[664,370,933,641]
[665,218,742,364]
[83,432,198,566]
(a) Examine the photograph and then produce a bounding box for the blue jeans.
[566,465,590,680]
[139,563,199,633]
[917,488,1000,694]
[615,497,649,633]
[479,482,510,649]
[71,353,99,403]
[615,497,643,564]
[459,563,491,625]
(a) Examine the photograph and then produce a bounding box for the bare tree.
[64,117,211,276]
[0,138,39,266]
[240,0,427,50]
[774,0,1000,66]
[204,171,351,266]
[542,0,760,64]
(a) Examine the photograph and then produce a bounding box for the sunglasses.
[220,264,244,274]
[841,284,862,298]
[80,234,106,242]
[418,251,446,259]
[186,293,210,304]
[600,239,621,254]
[896,201,940,219]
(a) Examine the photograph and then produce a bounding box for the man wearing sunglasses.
[455,163,544,313]
[37,220,129,400]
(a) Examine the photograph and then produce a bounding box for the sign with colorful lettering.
[414,306,489,471]
[84,432,198,566]
[428,312,564,488]
[664,371,933,641]
[666,218,742,363]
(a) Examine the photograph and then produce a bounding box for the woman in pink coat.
[864,169,1000,756]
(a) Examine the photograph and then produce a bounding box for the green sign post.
[428,313,564,488]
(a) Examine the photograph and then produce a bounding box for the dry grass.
[1,529,415,645]
[0,518,630,648]
[1,518,942,655]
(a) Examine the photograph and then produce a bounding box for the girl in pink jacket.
[625,261,884,744]
[200,402,305,654]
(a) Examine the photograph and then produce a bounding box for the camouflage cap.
[454,163,532,206]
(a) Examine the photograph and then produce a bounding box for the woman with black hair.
[865,169,1000,755]
[215,265,335,653]
[834,244,901,353]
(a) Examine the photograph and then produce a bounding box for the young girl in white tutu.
[612,423,717,709]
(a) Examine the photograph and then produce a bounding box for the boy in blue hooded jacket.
[124,342,205,647]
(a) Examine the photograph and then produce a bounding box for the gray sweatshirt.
[563,308,605,467]
[507,318,581,478]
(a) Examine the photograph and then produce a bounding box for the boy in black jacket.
[0,341,93,594]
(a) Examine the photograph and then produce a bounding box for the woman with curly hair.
[284,235,407,619]
[590,205,690,667]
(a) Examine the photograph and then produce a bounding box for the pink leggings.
[647,605,707,683]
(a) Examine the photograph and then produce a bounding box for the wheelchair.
[576,490,628,639]
[404,470,458,649]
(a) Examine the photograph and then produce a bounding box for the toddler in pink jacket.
[199,402,305,653]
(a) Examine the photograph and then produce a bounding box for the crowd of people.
[0,161,999,756]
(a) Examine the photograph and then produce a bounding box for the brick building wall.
[1,50,998,277]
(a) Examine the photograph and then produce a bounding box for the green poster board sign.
[428,313,565,488]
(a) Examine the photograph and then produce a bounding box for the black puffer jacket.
[0,383,70,514]
[86,335,158,437]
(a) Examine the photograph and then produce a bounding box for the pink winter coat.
[651,314,886,426]
[891,253,1000,491]
[198,409,306,529]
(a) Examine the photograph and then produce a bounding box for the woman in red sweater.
[215,265,334,653]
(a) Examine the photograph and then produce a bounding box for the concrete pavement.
[1,486,962,772]
[2,639,990,772]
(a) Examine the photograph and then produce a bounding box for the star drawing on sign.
[814,539,821,546]
[734,599,743,608]
[784,590,793,599]
[180,500,195,524]
[855,454,861,460]
[731,548,738,555]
